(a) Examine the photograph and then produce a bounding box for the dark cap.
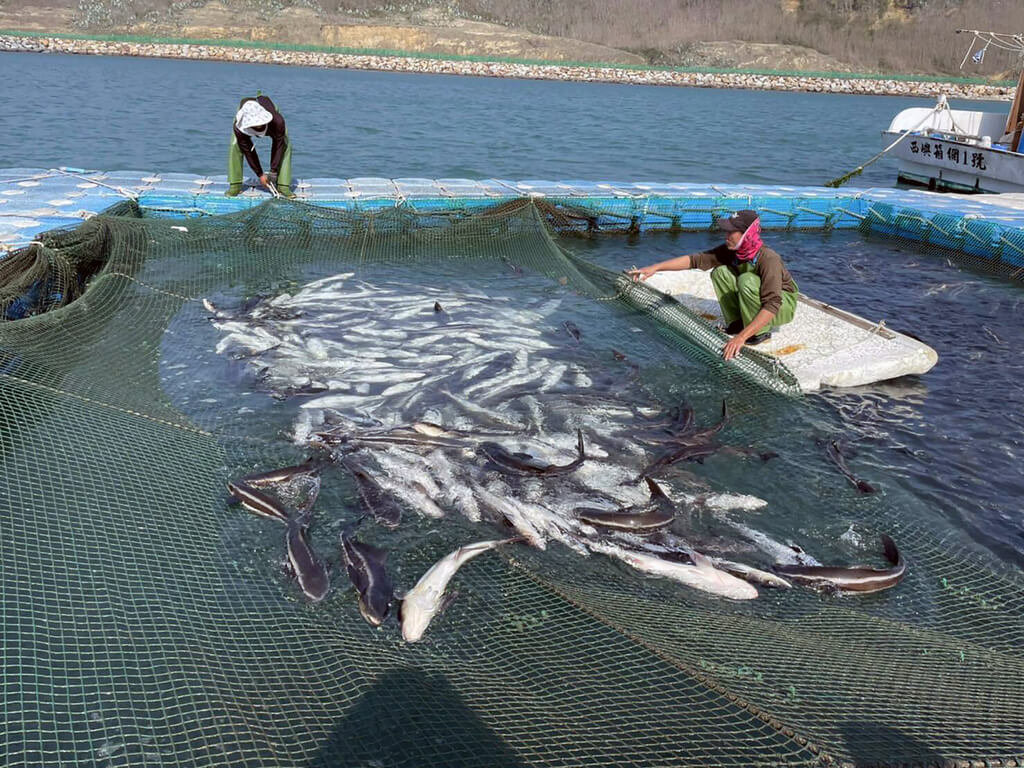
[717,210,759,233]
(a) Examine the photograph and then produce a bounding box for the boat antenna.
[956,29,1024,71]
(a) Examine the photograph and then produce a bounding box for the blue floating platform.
[3,169,1024,272]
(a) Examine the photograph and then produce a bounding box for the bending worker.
[227,95,294,198]
[629,210,798,360]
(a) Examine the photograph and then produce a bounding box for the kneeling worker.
[227,95,294,198]
[629,210,798,360]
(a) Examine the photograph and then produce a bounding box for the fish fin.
[396,598,404,624]
[438,591,459,615]
[577,429,585,460]
[880,534,900,566]
[691,551,714,570]
[721,399,728,421]
[644,476,667,500]
[856,480,876,494]
[433,301,443,313]
[760,451,779,462]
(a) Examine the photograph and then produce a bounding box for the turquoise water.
[0,51,1004,185]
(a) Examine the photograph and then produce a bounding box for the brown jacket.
[233,95,287,177]
[690,244,797,315]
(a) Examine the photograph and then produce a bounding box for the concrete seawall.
[0,33,1014,100]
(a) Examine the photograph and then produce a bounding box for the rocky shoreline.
[1,33,1014,100]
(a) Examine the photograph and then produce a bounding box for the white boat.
[883,30,1024,194]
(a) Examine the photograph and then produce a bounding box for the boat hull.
[883,132,1024,194]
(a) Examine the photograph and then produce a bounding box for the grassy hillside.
[1,0,1022,76]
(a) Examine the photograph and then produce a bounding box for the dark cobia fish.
[774,534,905,594]
[240,459,324,488]
[285,517,331,602]
[478,430,586,476]
[564,321,582,343]
[227,477,330,602]
[341,529,394,626]
[339,458,402,529]
[577,478,676,532]
[635,400,729,480]
[825,440,875,494]
[227,480,289,523]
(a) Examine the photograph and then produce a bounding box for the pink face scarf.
[732,218,763,262]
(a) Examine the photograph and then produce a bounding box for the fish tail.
[881,534,900,565]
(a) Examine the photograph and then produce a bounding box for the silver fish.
[400,538,519,642]
[588,540,758,600]
[710,558,792,589]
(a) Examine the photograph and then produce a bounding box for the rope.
[54,168,139,200]
[825,101,947,188]
[0,172,55,186]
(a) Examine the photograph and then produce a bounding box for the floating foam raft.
[645,271,937,392]
[5,167,1023,393]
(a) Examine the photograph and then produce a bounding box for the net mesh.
[0,198,1022,768]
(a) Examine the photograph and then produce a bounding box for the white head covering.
[235,101,273,137]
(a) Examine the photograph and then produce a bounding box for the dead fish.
[227,480,289,523]
[636,534,790,590]
[285,517,331,602]
[710,558,792,589]
[825,440,875,494]
[564,321,582,343]
[589,540,758,600]
[340,458,402,529]
[410,421,514,439]
[774,535,905,594]
[341,529,394,626]
[478,430,586,477]
[400,538,520,642]
[202,298,230,319]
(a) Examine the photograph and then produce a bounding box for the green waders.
[710,263,798,330]
[226,96,294,197]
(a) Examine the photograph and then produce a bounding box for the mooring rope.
[826,100,948,188]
